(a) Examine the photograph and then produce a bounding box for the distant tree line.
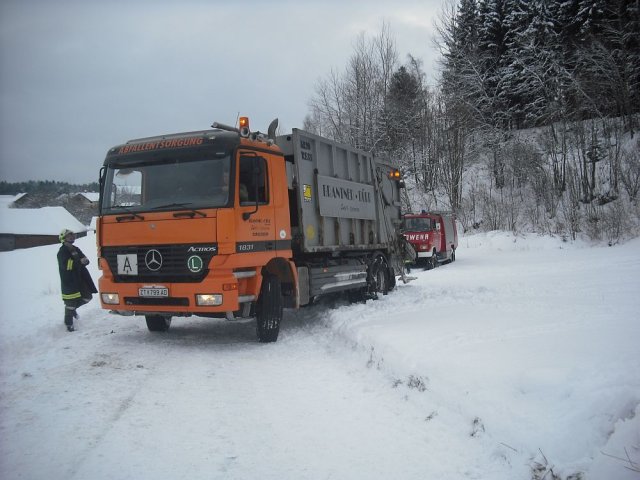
[304,3,640,242]
[0,180,99,196]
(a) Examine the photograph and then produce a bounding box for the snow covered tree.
[383,65,422,153]
[438,0,484,127]
[477,0,510,127]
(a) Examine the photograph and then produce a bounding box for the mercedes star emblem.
[145,249,163,271]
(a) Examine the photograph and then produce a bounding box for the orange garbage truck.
[97,117,407,342]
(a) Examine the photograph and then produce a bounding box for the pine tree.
[384,66,422,152]
[477,0,510,127]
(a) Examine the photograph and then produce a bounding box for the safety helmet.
[59,229,75,243]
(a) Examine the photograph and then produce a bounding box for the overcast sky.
[0,0,443,184]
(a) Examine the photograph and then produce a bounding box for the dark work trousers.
[64,295,93,326]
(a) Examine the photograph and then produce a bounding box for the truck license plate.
[139,287,169,297]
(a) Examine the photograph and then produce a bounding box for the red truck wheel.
[431,253,439,269]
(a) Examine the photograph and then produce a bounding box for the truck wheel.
[145,315,171,332]
[256,274,282,343]
[370,254,390,296]
[424,252,437,270]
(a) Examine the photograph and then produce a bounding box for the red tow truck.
[402,211,458,269]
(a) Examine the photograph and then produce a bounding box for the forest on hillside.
[304,0,640,243]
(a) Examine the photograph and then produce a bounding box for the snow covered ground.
[0,231,638,480]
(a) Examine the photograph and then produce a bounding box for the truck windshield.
[101,155,231,214]
[404,218,433,231]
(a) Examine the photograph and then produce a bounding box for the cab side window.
[239,156,268,204]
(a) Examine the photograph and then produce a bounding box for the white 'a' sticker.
[117,254,138,275]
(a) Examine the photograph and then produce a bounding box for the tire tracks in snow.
[55,306,497,480]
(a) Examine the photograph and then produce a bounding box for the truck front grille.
[102,243,218,283]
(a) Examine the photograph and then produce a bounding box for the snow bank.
[321,232,640,478]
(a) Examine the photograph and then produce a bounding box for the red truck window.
[405,217,433,231]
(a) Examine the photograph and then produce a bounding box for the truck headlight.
[101,293,120,304]
[196,294,223,306]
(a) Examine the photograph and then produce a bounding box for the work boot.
[64,309,75,332]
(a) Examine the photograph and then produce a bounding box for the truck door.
[434,216,445,252]
[235,153,276,257]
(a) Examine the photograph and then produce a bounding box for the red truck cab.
[402,211,458,269]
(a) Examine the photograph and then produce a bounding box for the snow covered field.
[1,231,638,480]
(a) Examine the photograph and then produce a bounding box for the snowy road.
[1,306,487,480]
[1,232,639,479]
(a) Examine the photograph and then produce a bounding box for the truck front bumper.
[98,272,251,316]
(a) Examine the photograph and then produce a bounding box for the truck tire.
[256,274,282,343]
[424,252,437,270]
[388,265,396,291]
[430,251,439,270]
[145,315,171,332]
[369,254,390,297]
